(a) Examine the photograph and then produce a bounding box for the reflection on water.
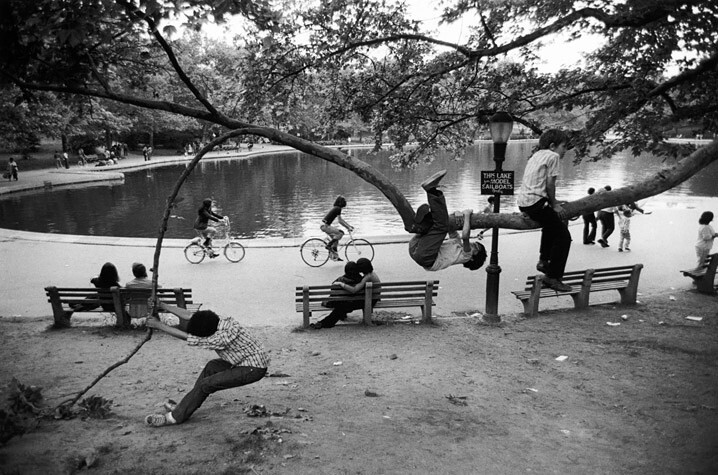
[0,142,716,239]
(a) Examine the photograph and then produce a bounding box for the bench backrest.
[295,281,439,306]
[523,264,641,290]
[45,287,192,305]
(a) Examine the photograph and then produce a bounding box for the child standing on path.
[321,195,353,262]
[616,208,633,252]
[145,304,269,427]
[695,211,718,269]
[516,129,572,292]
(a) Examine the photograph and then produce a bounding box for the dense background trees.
[0,0,716,230]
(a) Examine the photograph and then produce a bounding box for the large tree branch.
[116,0,225,120]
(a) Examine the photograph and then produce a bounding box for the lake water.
[1,142,716,239]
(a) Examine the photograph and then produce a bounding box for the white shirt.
[696,224,716,251]
[517,149,559,208]
[428,232,473,271]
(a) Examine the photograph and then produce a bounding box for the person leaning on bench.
[516,129,573,292]
[408,170,487,272]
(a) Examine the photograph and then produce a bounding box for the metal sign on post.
[480,170,514,195]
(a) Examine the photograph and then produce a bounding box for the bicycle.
[300,230,374,267]
[184,219,246,264]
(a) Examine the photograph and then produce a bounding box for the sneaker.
[420,169,447,191]
[330,253,343,262]
[618,248,623,252]
[209,251,220,258]
[536,260,549,274]
[542,277,572,292]
[309,322,322,330]
[625,247,631,251]
[145,413,174,427]
[598,239,609,248]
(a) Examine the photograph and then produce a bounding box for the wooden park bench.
[680,253,718,294]
[45,286,196,328]
[295,280,439,328]
[511,264,643,318]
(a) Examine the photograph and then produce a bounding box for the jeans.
[409,189,449,268]
[582,212,596,243]
[519,199,572,280]
[171,361,266,423]
[597,211,615,242]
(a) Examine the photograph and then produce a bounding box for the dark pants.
[519,199,572,280]
[171,361,266,423]
[409,189,449,268]
[597,211,615,242]
[318,299,378,328]
[582,212,596,243]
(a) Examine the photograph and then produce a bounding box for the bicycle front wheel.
[224,241,246,263]
[184,243,206,264]
[300,238,330,267]
[345,238,374,262]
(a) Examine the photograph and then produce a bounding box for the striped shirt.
[517,149,560,208]
[187,317,270,368]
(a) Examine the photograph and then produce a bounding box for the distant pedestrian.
[54,150,63,169]
[695,211,718,270]
[582,187,597,244]
[78,148,87,166]
[596,185,616,248]
[62,151,70,169]
[6,157,18,181]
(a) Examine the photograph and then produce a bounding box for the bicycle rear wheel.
[300,238,331,267]
[184,243,206,264]
[224,241,246,263]
[345,238,374,262]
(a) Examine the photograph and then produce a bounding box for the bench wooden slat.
[512,264,642,317]
[45,286,195,328]
[296,280,439,328]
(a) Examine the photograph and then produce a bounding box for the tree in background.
[0,0,715,231]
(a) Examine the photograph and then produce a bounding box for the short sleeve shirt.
[323,206,342,225]
[697,224,716,251]
[517,149,560,208]
[428,232,473,271]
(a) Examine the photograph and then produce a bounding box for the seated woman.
[62,262,128,326]
[408,170,487,271]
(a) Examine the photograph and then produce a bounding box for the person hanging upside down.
[408,170,487,271]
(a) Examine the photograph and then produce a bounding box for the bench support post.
[362,282,374,326]
[618,264,643,304]
[572,269,595,309]
[420,280,434,324]
[696,255,718,294]
[111,287,130,328]
[46,286,70,328]
[524,276,542,318]
[302,285,311,329]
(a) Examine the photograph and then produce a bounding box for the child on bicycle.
[321,195,353,262]
[194,198,227,258]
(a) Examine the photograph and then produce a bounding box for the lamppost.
[484,111,514,320]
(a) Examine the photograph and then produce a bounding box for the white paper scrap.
[555,355,568,362]
[686,316,703,322]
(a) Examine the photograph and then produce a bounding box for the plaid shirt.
[187,317,269,368]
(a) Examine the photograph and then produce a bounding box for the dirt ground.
[1,288,717,475]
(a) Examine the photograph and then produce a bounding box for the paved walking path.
[0,148,710,326]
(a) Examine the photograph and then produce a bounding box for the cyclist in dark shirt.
[321,195,353,262]
[194,198,226,258]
